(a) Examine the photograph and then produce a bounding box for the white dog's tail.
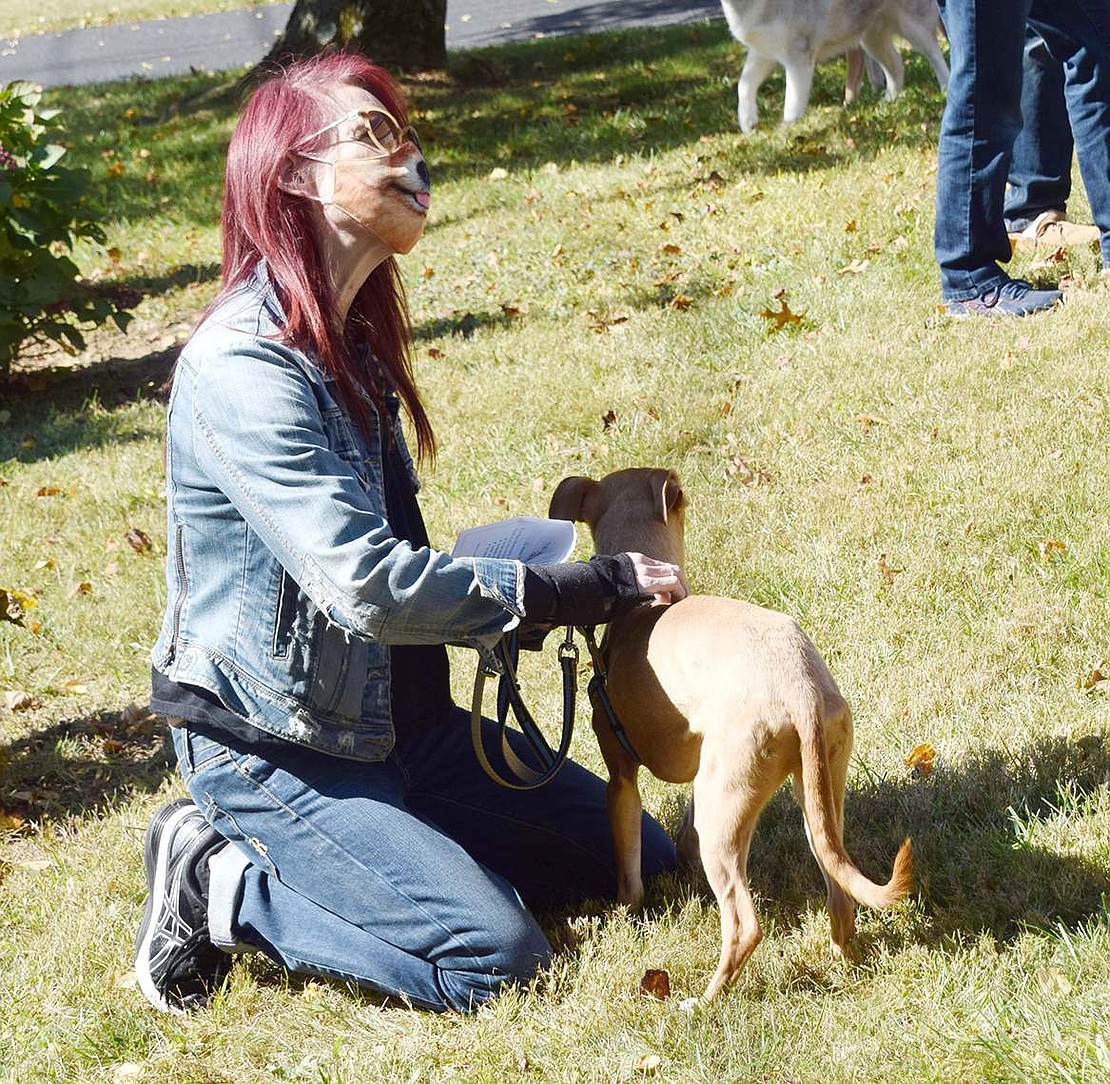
[796,709,914,909]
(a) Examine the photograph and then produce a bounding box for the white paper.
[452,516,577,564]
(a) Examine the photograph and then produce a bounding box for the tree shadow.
[677,729,1110,943]
[0,705,174,841]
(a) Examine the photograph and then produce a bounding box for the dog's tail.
[796,707,914,909]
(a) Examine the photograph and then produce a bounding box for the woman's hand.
[625,552,688,606]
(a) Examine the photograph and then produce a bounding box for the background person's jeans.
[936,0,1110,298]
[171,709,677,1012]
[1025,1,1110,266]
[1004,29,1074,231]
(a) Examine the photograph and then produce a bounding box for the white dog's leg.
[781,53,816,125]
[860,32,905,101]
[898,20,950,90]
[736,50,777,133]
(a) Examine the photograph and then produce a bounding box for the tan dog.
[549,467,913,1001]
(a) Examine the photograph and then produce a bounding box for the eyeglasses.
[297,107,421,158]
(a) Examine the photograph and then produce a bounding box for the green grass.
[0,0,279,40]
[3,23,1110,1084]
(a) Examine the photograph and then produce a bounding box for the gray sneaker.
[134,798,231,1014]
[946,278,1063,318]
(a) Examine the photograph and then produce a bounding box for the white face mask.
[286,140,430,255]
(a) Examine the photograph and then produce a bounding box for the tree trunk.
[262,0,447,71]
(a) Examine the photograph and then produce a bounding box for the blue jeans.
[171,710,677,1012]
[935,0,1110,297]
[1005,29,1075,231]
[1013,8,1110,267]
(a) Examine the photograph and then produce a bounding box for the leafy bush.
[0,80,133,378]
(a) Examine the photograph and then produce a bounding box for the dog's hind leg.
[859,28,905,101]
[897,17,949,90]
[736,49,777,133]
[694,768,773,1000]
[781,51,817,125]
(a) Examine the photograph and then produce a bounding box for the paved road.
[1,0,722,89]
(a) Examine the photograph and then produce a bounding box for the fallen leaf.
[878,552,903,586]
[1,587,37,626]
[845,219,858,233]
[1078,669,1105,690]
[633,1053,662,1074]
[640,969,671,1000]
[500,303,523,318]
[0,811,27,832]
[426,347,444,360]
[601,410,618,432]
[856,413,885,433]
[36,486,64,497]
[904,743,937,774]
[1039,539,1068,559]
[3,690,35,712]
[837,258,871,275]
[126,527,153,554]
[759,297,805,334]
[73,582,93,596]
[669,293,693,310]
[661,243,682,255]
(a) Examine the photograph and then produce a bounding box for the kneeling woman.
[134,52,686,1014]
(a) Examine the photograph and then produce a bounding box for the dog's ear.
[650,469,685,525]
[549,476,598,524]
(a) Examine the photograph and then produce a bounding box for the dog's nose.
[417,158,430,188]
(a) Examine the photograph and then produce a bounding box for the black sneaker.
[134,798,232,1014]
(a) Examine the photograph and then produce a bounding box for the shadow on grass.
[708,729,1110,943]
[0,706,174,838]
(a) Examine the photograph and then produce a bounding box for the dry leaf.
[837,258,871,275]
[639,968,671,1000]
[74,581,93,596]
[878,552,904,586]
[759,297,805,334]
[426,347,444,360]
[500,303,523,318]
[601,410,618,432]
[0,811,27,832]
[36,485,64,497]
[856,412,885,433]
[125,528,153,554]
[633,1053,662,1074]
[1039,539,1068,559]
[904,743,937,774]
[661,243,682,255]
[3,690,35,712]
[1,586,37,626]
[669,293,693,310]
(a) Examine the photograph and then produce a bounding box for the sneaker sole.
[134,799,202,1015]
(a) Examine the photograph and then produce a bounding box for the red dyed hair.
[219,52,434,461]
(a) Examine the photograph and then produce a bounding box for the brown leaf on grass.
[633,1053,662,1074]
[73,581,93,597]
[1,586,37,626]
[845,219,858,233]
[586,309,629,334]
[0,811,28,832]
[856,413,885,433]
[878,552,903,586]
[601,410,618,432]
[36,486,64,497]
[1039,539,1068,560]
[126,527,153,554]
[3,690,36,712]
[904,743,937,775]
[500,303,524,318]
[670,293,693,310]
[837,258,871,275]
[639,969,671,1000]
[759,297,805,334]
[661,243,682,255]
[1078,670,1110,694]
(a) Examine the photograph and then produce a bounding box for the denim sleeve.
[176,336,523,646]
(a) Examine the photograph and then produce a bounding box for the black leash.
[578,625,642,764]
[470,626,580,790]
[470,624,640,791]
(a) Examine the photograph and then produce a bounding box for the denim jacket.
[152,263,524,761]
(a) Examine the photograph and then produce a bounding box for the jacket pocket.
[271,568,299,660]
